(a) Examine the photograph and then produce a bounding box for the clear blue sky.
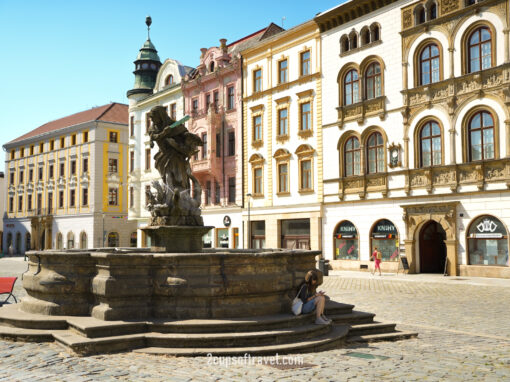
[0,0,343,146]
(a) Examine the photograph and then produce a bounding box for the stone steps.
[347,322,397,336]
[330,311,376,325]
[347,331,418,344]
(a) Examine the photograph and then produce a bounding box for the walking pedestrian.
[372,247,382,276]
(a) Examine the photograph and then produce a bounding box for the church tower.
[127,16,162,99]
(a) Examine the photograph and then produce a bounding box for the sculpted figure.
[145,106,203,226]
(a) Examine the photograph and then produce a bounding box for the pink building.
[182,24,283,248]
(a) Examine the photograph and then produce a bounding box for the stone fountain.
[0,107,415,355]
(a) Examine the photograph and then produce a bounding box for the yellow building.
[241,21,324,250]
[3,103,137,253]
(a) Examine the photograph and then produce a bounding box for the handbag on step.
[291,285,305,315]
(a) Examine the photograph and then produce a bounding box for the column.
[449,128,456,164]
[506,120,510,158]
[504,29,510,63]
[404,239,416,273]
[444,239,458,276]
[448,47,455,78]
[402,62,408,90]
[403,137,410,169]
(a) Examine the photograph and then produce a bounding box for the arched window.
[361,27,370,46]
[340,35,349,53]
[349,31,358,49]
[344,137,361,177]
[164,75,174,86]
[365,63,382,100]
[371,24,380,42]
[209,61,215,72]
[416,7,426,24]
[420,121,442,167]
[468,111,494,161]
[468,27,492,73]
[56,233,63,249]
[429,3,437,20]
[467,215,508,266]
[80,232,87,249]
[366,132,384,174]
[371,219,399,262]
[344,69,360,105]
[420,44,440,85]
[108,232,119,247]
[67,232,74,249]
[334,221,359,260]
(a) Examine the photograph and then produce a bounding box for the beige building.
[3,103,137,253]
[241,21,324,250]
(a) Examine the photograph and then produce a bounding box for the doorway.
[419,221,446,273]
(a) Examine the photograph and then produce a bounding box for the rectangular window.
[192,99,199,113]
[70,189,76,207]
[108,158,118,173]
[216,133,221,158]
[39,142,44,153]
[27,195,32,211]
[108,188,118,206]
[301,50,310,76]
[130,186,134,208]
[206,181,211,205]
[228,177,236,204]
[9,197,13,213]
[70,160,76,175]
[37,194,42,214]
[9,172,14,184]
[300,160,312,190]
[10,150,14,160]
[71,134,77,146]
[82,188,88,206]
[213,91,219,111]
[254,69,262,93]
[146,115,151,133]
[59,191,64,208]
[83,158,88,173]
[60,163,65,177]
[202,133,208,159]
[206,94,211,111]
[30,145,34,156]
[170,103,176,120]
[47,192,53,213]
[279,59,288,84]
[38,167,43,180]
[214,182,220,205]
[254,168,263,195]
[228,132,235,156]
[18,195,22,212]
[253,115,262,141]
[109,131,118,143]
[20,147,25,158]
[49,164,54,179]
[145,185,151,206]
[29,169,33,182]
[60,137,65,148]
[278,163,288,193]
[145,148,151,170]
[130,116,135,137]
[227,86,235,110]
[130,151,134,172]
[19,170,24,183]
[278,108,288,136]
[300,102,311,131]
[50,140,55,151]
[83,131,89,143]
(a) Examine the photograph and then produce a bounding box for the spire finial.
[146,15,152,40]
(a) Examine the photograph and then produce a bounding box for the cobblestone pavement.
[0,256,509,381]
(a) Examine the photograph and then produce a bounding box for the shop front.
[280,219,310,250]
[370,219,399,262]
[334,221,359,260]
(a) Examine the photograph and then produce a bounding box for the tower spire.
[146,15,152,40]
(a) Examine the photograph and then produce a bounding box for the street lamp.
[246,193,252,249]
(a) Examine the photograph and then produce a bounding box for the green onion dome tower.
[127,16,162,98]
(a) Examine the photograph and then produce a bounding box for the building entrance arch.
[419,220,446,273]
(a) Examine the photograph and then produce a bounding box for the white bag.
[291,285,305,315]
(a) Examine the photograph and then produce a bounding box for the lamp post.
[246,193,252,249]
[102,212,106,248]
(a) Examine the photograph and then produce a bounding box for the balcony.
[336,96,386,128]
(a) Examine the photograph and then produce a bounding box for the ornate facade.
[317,0,510,277]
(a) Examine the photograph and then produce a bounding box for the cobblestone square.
[1,257,509,381]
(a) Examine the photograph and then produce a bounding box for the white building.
[3,103,137,254]
[317,0,510,277]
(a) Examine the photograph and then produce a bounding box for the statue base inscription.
[142,225,214,253]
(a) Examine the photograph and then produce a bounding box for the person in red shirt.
[371,247,382,276]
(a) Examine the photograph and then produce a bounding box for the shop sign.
[371,219,398,238]
[223,215,231,227]
[335,221,357,239]
[471,233,503,239]
[476,218,498,233]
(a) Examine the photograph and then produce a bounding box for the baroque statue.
[145,106,204,226]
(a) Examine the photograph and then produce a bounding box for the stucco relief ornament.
[145,106,204,226]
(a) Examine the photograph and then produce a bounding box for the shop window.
[334,221,359,260]
[371,219,399,262]
[202,229,213,248]
[467,215,508,266]
[251,221,265,249]
[217,228,229,248]
[67,232,75,249]
[80,232,87,249]
[107,232,119,247]
[281,219,310,250]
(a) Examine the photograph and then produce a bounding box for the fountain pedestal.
[142,226,214,252]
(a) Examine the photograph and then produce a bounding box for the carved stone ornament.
[388,143,402,168]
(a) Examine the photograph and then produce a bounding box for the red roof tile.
[8,103,128,144]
